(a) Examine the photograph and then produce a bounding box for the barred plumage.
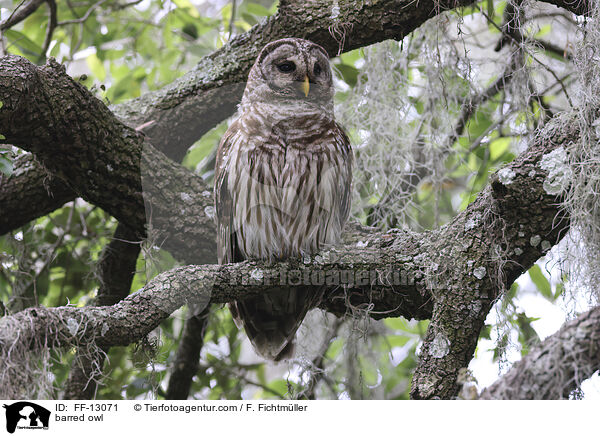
[215,38,353,360]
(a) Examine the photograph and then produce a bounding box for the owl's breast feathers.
[216,104,353,262]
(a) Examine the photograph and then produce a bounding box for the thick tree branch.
[0,153,74,234]
[410,115,574,399]
[480,305,600,399]
[0,228,434,353]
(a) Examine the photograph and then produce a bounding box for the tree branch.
[410,114,574,399]
[480,305,600,399]
[0,0,45,31]
[0,153,74,234]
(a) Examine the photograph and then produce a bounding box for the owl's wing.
[333,121,354,228]
[214,119,243,265]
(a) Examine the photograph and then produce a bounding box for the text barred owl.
[215,38,353,361]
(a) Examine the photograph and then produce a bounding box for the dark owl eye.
[313,63,322,75]
[277,62,296,73]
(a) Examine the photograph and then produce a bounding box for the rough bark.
[0,153,74,234]
[480,306,600,399]
[0,228,435,354]
[410,116,574,399]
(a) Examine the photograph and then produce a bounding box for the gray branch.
[480,305,600,399]
[0,0,46,31]
[0,241,432,353]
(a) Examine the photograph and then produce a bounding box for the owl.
[214,38,353,361]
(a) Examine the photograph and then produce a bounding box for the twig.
[57,0,107,26]
[112,0,143,10]
[39,0,57,63]
[228,0,237,40]
[532,38,573,61]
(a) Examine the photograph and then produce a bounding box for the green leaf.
[486,0,494,18]
[536,24,552,38]
[86,54,106,82]
[182,23,198,40]
[325,338,343,360]
[245,3,272,16]
[172,0,200,17]
[234,19,252,32]
[387,335,410,348]
[529,264,553,300]
[516,312,541,355]
[553,282,566,300]
[4,29,42,56]
[502,282,519,310]
[489,137,511,160]
[0,155,13,176]
[334,63,359,87]
[466,110,493,140]
[339,48,363,66]
[479,324,492,340]
[241,12,258,26]
[266,379,289,397]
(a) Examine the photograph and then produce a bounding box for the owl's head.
[242,38,334,110]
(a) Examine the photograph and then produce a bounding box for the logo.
[3,402,50,433]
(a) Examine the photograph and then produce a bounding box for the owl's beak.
[301,75,310,97]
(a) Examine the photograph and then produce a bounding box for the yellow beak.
[301,75,310,97]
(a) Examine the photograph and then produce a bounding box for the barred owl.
[215,38,353,361]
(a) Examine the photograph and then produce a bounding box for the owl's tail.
[229,287,323,361]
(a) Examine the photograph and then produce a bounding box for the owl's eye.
[277,62,296,73]
[313,63,322,75]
